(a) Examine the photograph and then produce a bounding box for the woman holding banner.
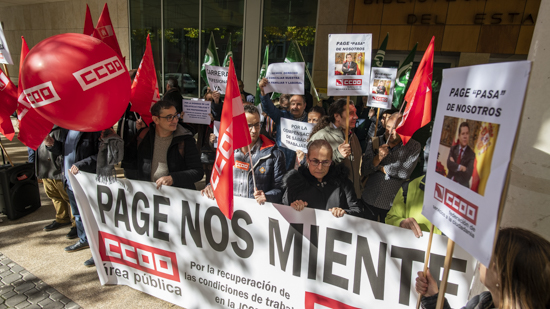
[415,227,550,309]
[282,140,362,218]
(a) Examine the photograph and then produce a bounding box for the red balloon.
[21,33,130,132]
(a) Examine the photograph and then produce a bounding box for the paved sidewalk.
[0,253,81,309]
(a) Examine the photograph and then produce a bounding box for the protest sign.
[0,23,13,65]
[213,120,220,148]
[423,61,531,267]
[368,67,397,109]
[280,118,314,153]
[70,172,476,309]
[182,99,211,125]
[327,33,371,96]
[263,62,305,95]
[205,65,229,94]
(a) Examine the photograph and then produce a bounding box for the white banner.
[327,33,371,96]
[182,99,211,125]
[280,118,314,153]
[423,61,531,267]
[368,67,397,109]
[0,23,13,65]
[70,173,476,309]
[263,62,305,95]
[205,65,229,94]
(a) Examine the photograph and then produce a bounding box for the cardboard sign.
[205,65,229,94]
[0,23,13,65]
[327,33,372,96]
[263,62,305,95]
[182,99,211,125]
[70,172,476,309]
[423,61,531,267]
[280,118,314,153]
[368,67,397,109]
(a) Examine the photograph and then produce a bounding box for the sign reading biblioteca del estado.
[423,61,531,267]
[327,33,371,96]
[70,172,475,309]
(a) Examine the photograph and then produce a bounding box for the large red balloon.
[21,33,130,131]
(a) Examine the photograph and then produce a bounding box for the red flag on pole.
[210,57,251,219]
[130,34,158,125]
[396,36,434,145]
[83,4,94,35]
[0,68,17,140]
[17,36,54,150]
[92,3,123,58]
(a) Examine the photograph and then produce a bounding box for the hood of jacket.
[283,163,349,190]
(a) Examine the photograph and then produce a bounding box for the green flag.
[223,33,233,67]
[393,43,417,108]
[200,32,220,86]
[255,45,269,105]
[272,40,319,101]
[374,33,389,68]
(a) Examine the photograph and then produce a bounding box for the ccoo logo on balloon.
[72,56,125,91]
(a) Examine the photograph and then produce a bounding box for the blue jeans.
[67,188,87,244]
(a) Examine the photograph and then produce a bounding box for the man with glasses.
[201,105,286,204]
[135,100,203,189]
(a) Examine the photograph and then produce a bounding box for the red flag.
[0,68,17,140]
[130,34,158,125]
[210,57,251,219]
[396,37,434,145]
[17,36,54,150]
[83,4,94,35]
[92,3,122,58]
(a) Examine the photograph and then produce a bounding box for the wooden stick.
[2,64,9,79]
[416,224,436,309]
[345,96,350,144]
[373,108,380,138]
[436,239,455,309]
[0,138,14,166]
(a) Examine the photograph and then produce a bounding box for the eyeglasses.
[308,158,332,167]
[248,122,261,130]
[158,113,181,121]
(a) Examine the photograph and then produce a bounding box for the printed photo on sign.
[437,116,499,196]
[335,53,364,76]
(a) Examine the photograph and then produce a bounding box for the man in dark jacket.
[447,122,475,188]
[135,100,203,189]
[37,126,74,234]
[201,105,286,204]
[45,128,101,267]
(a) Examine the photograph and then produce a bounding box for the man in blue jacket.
[201,104,286,204]
[259,78,308,171]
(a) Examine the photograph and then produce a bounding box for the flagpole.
[247,144,258,191]
[416,225,435,309]
[436,239,455,309]
[2,64,9,79]
[345,96,350,144]
[0,139,14,166]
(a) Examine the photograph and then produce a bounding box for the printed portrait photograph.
[335,52,364,76]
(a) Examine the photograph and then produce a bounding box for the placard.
[280,118,314,153]
[70,172,476,309]
[205,65,229,94]
[423,61,531,267]
[182,99,211,125]
[327,33,371,96]
[0,23,13,65]
[368,67,397,109]
[263,62,305,95]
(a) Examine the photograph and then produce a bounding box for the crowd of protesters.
[34,74,549,305]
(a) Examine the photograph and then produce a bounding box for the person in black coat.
[282,140,362,217]
[342,54,358,75]
[446,122,475,188]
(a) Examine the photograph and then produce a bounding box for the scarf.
[96,133,124,184]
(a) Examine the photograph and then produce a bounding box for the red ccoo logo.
[337,79,362,86]
[435,183,478,225]
[97,25,114,38]
[99,232,180,282]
